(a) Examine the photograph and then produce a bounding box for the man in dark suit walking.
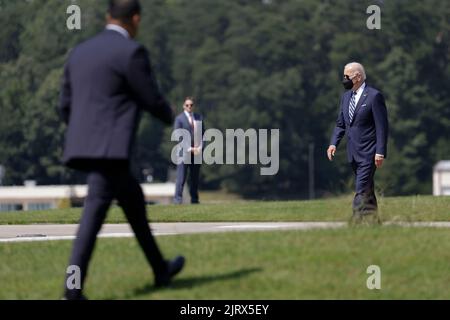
[327,62,389,224]
[173,97,204,204]
[59,0,184,300]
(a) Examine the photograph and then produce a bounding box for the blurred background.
[0,0,449,200]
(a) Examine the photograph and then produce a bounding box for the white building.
[433,161,450,196]
[0,183,176,212]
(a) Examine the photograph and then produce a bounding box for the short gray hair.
[344,62,366,81]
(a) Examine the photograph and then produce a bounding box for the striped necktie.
[349,91,357,123]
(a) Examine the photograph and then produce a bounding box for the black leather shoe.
[155,256,185,287]
[62,293,88,300]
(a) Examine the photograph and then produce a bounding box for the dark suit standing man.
[59,0,184,300]
[327,62,389,223]
[173,97,204,204]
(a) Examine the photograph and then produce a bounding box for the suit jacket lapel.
[350,86,369,125]
[181,112,187,124]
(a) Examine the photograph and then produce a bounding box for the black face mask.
[342,75,354,90]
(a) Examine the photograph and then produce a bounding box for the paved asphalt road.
[1,221,450,243]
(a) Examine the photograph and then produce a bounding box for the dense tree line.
[0,0,449,198]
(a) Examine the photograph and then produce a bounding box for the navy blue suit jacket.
[330,84,389,163]
[174,112,205,161]
[58,30,173,170]
[174,112,204,134]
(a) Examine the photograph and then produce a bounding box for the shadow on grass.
[108,267,262,299]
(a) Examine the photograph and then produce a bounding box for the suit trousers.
[174,161,201,204]
[351,160,378,216]
[64,162,166,299]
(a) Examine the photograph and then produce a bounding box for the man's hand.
[189,147,200,155]
[375,154,384,168]
[192,147,201,156]
[327,145,336,161]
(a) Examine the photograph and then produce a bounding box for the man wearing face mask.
[327,62,389,224]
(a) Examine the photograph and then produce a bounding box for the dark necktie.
[188,114,195,147]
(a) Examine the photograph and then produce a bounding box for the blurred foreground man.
[327,62,389,224]
[58,0,184,300]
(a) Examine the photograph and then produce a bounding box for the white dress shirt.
[184,111,203,151]
[184,111,194,125]
[353,82,366,107]
[105,24,130,38]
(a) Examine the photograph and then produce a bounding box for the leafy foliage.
[0,0,449,197]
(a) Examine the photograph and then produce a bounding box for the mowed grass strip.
[0,195,449,225]
[1,226,450,299]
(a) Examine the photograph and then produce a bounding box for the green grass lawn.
[1,226,450,299]
[0,195,449,225]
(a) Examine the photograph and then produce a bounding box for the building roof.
[0,183,175,201]
[434,161,450,171]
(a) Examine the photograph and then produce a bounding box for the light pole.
[0,165,4,186]
[308,143,315,199]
